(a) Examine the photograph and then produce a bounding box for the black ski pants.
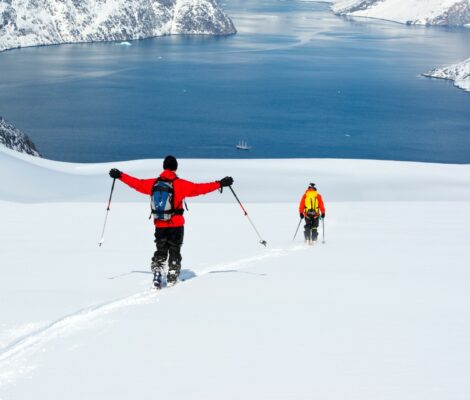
[152,227,184,282]
[304,216,319,241]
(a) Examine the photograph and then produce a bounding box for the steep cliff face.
[0,0,236,53]
[0,117,40,156]
[332,0,470,27]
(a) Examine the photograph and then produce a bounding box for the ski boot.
[151,255,165,290]
[166,260,181,288]
[152,269,162,289]
[166,270,178,287]
[311,229,318,245]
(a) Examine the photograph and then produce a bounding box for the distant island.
[0,0,236,53]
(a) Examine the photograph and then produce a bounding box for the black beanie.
[163,155,178,171]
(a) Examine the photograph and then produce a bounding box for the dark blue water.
[0,0,469,163]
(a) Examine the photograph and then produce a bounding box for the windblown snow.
[331,0,470,26]
[424,57,470,92]
[1,146,469,399]
[0,0,236,53]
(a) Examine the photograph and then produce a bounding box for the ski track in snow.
[0,244,307,388]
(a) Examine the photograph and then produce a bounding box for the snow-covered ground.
[424,57,470,92]
[1,146,470,399]
[330,0,470,26]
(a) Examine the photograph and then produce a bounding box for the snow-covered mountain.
[0,0,236,53]
[0,117,40,156]
[331,0,470,26]
[424,58,470,92]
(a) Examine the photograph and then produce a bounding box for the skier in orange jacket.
[298,183,325,244]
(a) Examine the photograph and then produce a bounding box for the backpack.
[150,178,183,221]
[304,190,319,219]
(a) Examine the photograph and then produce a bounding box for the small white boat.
[236,140,251,150]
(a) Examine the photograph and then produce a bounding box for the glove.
[109,168,122,179]
[321,213,326,219]
[299,213,304,220]
[218,176,233,187]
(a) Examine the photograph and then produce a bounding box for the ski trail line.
[0,291,157,388]
[0,244,307,388]
[196,245,305,276]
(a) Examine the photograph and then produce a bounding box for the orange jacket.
[299,189,325,216]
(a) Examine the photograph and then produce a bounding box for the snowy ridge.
[0,0,236,53]
[331,0,470,26]
[424,58,470,92]
[1,145,470,203]
[0,117,40,157]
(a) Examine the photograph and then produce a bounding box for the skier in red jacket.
[109,155,233,289]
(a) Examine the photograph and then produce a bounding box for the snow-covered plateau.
[0,117,39,157]
[1,145,470,399]
[0,0,236,53]
[424,57,470,92]
[330,0,470,26]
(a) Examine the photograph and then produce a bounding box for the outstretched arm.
[176,179,221,198]
[120,173,155,195]
[109,169,155,195]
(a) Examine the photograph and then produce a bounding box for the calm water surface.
[0,0,469,163]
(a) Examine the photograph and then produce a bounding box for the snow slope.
[424,57,470,92]
[1,146,470,399]
[331,0,470,26]
[0,0,236,53]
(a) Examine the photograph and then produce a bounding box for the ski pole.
[293,217,302,241]
[98,178,116,247]
[228,186,267,247]
[322,216,326,244]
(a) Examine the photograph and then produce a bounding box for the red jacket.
[120,169,221,228]
[299,189,325,216]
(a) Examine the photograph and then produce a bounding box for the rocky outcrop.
[430,1,470,26]
[0,117,40,156]
[424,58,470,92]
